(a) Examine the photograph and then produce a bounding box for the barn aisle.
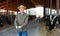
[0,20,59,36]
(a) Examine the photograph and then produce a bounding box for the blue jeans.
[17,31,28,36]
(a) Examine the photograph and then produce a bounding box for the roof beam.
[31,0,39,6]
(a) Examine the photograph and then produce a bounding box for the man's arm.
[14,15,18,29]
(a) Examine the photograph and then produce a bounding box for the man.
[14,5,29,36]
[36,16,41,23]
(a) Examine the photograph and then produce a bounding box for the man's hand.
[16,26,22,29]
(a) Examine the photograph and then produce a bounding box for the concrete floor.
[0,20,60,36]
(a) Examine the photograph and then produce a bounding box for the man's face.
[19,8,25,13]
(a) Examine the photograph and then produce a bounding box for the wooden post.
[6,0,8,15]
[50,0,52,21]
[56,0,59,15]
[44,0,50,16]
[17,0,18,13]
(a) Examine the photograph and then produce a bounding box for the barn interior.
[0,0,60,36]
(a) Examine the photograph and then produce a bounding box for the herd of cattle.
[0,15,15,27]
[44,15,60,31]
